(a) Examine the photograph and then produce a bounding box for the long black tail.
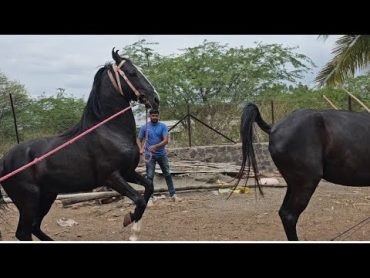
[0,158,5,208]
[0,158,9,241]
[232,103,271,197]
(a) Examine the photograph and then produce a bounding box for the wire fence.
[2,94,370,154]
[160,95,370,148]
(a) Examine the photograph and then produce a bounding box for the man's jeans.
[146,154,176,197]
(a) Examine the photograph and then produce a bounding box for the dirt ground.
[1,175,370,242]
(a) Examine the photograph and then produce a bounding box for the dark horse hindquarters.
[0,49,159,241]
[240,103,370,241]
[271,109,370,186]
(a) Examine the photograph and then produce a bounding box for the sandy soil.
[1,177,370,242]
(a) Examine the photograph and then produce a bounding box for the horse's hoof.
[123,213,132,227]
[129,235,138,241]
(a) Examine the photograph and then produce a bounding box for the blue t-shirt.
[138,122,169,156]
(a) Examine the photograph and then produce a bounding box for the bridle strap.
[107,70,122,95]
[108,60,142,98]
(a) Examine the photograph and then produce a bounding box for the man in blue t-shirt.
[137,109,181,203]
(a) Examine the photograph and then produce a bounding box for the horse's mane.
[60,64,110,138]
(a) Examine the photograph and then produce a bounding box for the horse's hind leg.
[125,171,153,203]
[10,186,40,241]
[278,175,320,241]
[32,192,57,241]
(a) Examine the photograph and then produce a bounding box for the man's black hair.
[149,109,159,115]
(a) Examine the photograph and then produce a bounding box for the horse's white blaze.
[133,65,160,101]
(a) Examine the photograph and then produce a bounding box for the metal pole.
[168,114,188,132]
[270,100,275,124]
[187,103,192,147]
[190,114,236,143]
[348,95,352,111]
[9,93,20,144]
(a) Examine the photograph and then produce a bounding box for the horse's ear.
[112,47,122,64]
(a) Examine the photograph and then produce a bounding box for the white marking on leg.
[129,220,142,241]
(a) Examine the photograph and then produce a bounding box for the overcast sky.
[0,35,341,100]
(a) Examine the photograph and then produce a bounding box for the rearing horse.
[238,102,370,241]
[0,49,159,241]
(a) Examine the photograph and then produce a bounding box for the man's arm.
[137,138,145,154]
[137,126,145,154]
[149,136,169,153]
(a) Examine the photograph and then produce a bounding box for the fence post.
[348,95,352,111]
[270,100,275,124]
[9,93,20,144]
[343,88,370,112]
[187,103,192,147]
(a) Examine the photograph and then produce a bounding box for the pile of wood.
[1,160,281,208]
[137,160,245,176]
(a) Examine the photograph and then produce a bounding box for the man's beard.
[151,119,158,123]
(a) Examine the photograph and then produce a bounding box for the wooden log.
[3,191,122,205]
[1,176,284,206]
[60,192,120,206]
[323,95,339,110]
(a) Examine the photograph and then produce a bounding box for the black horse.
[238,102,370,241]
[0,49,159,241]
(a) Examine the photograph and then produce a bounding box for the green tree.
[343,73,370,99]
[121,39,161,69]
[23,90,85,138]
[119,40,315,146]
[316,35,370,86]
[0,71,31,141]
[121,40,313,113]
[121,40,314,106]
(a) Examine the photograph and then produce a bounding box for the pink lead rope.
[0,106,132,183]
[142,108,153,163]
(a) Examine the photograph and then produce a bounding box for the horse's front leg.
[125,171,153,204]
[105,171,146,227]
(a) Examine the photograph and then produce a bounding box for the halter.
[107,60,142,99]
[107,60,153,162]
[143,108,153,163]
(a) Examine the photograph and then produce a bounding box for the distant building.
[137,119,182,146]
[136,119,182,132]
[134,108,183,145]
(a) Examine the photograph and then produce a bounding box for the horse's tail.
[0,158,7,241]
[230,103,271,198]
[0,158,6,209]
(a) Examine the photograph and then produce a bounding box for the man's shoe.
[147,198,154,207]
[171,194,182,202]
